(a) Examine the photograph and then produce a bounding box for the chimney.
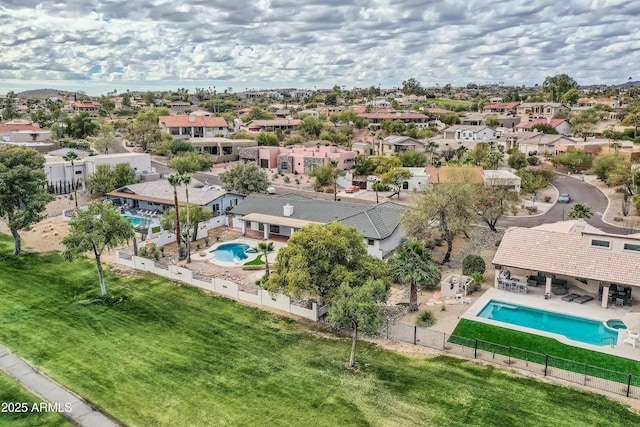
[283,204,294,217]
[547,117,551,124]
[189,114,196,123]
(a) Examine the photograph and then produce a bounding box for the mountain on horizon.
[15,88,74,99]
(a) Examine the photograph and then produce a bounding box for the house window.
[623,243,640,252]
[280,161,288,170]
[402,181,409,190]
[271,225,280,234]
[591,239,610,248]
[367,239,374,246]
[223,146,233,155]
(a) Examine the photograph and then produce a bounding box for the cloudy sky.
[1,0,639,95]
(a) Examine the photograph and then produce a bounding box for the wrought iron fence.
[382,320,639,399]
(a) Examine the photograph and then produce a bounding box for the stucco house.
[482,102,520,114]
[358,112,430,129]
[188,137,256,163]
[381,136,426,155]
[442,125,497,141]
[159,115,229,138]
[106,180,244,217]
[514,118,572,135]
[493,221,639,308]
[244,119,301,132]
[515,103,570,120]
[229,194,406,258]
[239,145,356,174]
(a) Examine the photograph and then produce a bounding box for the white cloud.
[0,0,638,94]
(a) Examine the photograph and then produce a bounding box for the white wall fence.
[115,251,324,321]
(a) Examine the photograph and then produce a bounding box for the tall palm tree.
[167,174,182,255]
[254,241,274,279]
[63,151,80,207]
[426,140,439,165]
[567,203,594,219]
[391,241,441,312]
[329,160,345,201]
[181,173,192,263]
[432,157,443,183]
[486,151,504,170]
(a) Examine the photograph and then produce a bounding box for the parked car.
[558,193,571,203]
[344,185,361,194]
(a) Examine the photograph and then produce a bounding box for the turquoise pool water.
[477,300,619,346]
[123,215,158,228]
[210,243,251,262]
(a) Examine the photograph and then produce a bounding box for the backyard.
[0,234,639,426]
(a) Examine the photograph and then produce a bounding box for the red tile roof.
[515,118,567,129]
[483,102,520,110]
[159,116,228,128]
[0,124,41,132]
[358,113,429,120]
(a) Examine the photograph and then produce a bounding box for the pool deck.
[191,237,287,268]
[464,288,640,361]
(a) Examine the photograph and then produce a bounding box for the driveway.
[498,174,633,234]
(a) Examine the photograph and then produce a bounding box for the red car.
[344,186,360,193]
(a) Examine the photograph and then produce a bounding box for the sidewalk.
[0,345,119,427]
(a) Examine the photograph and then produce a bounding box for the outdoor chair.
[615,298,624,308]
[622,331,640,348]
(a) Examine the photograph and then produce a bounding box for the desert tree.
[62,201,134,296]
[0,147,54,255]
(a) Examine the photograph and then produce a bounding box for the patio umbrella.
[622,312,640,334]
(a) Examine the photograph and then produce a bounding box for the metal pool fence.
[382,321,639,400]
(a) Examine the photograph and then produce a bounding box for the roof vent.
[283,204,294,217]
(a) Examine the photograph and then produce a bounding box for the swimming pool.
[122,215,159,228]
[210,243,251,263]
[477,300,619,346]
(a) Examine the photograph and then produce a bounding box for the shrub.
[417,310,436,328]
[462,255,486,276]
[527,156,539,165]
[283,176,290,184]
[615,187,626,194]
[613,217,624,222]
[495,239,502,247]
[137,247,148,257]
[204,237,211,246]
[544,196,552,203]
[526,206,538,214]
[470,272,486,284]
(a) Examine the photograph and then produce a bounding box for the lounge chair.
[622,331,640,348]
[561,293,581,302]
[573,295,594,304]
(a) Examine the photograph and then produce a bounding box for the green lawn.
[0,370,72,427]
[425,98,475,111]
[451,319,640,380]
[243,254,265,266]
[0,234,639,426]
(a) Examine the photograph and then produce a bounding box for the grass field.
[0,234,639,426]
[0,370,72,426]
[451,319,640,379]
[424,98,475,111]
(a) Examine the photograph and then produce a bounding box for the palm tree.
[426,140,439,165]
[329,160,345,201]
[181,173,192,263]
[391,241,441,312]
[432,157,443,183]
[63,151,80,207]
[254,241,275,279]
[609,141,622,154]
[486,151,505,170]
[567,203,594,219]
[167,174,182,255]
[455,145,469,160]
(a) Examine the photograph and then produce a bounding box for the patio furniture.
[552,285,568,296]
[561,293,581,302]
[615,298,624,308]
[573,295,594,304]
[622,331,640,348]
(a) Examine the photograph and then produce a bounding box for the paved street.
[498,173,633,234]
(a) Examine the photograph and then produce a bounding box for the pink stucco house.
[239,145,356,174]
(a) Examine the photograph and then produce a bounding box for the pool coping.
[463,288,640,360]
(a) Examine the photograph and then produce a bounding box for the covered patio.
[492,221,639,309]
